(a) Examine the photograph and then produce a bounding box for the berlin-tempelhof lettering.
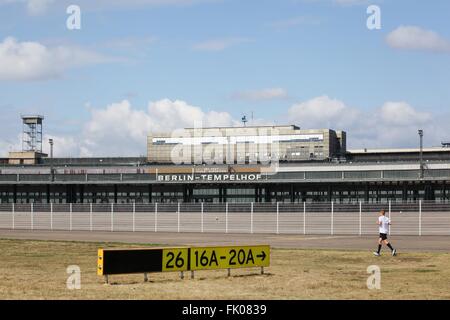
[157,173,263,182]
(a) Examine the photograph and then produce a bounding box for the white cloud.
[0,135,21,157]
[192,38,251,52]
[378,102,431,126]
[147,99,235,130]
[288,95,360,129]
[26,0,54,15]
[287,96,444,149]
[0,99,237,157]
[0,37,116,81]
[1,97,447,157]
[63,98,450,154]
[386,26,450,53]
[42,135,80,157]
[60,99,234,156]
[232,88,289,101]
[0,0,54,15]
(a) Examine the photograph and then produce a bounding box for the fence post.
[225,202,228,234]
[419,200,422,236]
[31,202,34,230]
[359,201,362,236]
[70,203,73,231]
[155,202,158,233]
[331,201,334,236]
[303,201,306,235]
[12,203,15,230]
[201,202,204,233]
[90,203,93,232]
[50,202,53,231]
[133,201,136,232]
[250,202,254,234]
[276,202,279,235]
[388,200,391,236]
[111,203,113,232]
[177,202,180,233]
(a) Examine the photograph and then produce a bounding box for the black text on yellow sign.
[190,245,270,270]
[162,248,189,272]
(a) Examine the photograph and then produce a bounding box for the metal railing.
[0,201,449,236]
[1,168,450,183]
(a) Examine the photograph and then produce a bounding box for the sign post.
[98,245,270,283]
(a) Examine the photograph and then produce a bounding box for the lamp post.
[49,139,54,182]
[418,130,424,179]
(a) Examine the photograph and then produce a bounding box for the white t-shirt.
[378,215,390,234]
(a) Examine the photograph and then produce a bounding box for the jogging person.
[373,209,397,256]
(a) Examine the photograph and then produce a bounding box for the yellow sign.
[190,245,270,271]
[97,249,104,276]
[97,245,270,278]
[162,248,189,272]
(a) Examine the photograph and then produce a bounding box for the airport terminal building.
[1,123,450,204]
[148,125,346,163]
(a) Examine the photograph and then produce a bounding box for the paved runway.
[0,229,449,252]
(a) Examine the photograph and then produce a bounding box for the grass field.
[0,238,449,300]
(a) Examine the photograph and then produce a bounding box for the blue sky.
[0,0,449,156]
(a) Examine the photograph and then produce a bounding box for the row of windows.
[193,189,220,195]
[227,188,257,195]
[0,187,448,203]
[152,134,324,145]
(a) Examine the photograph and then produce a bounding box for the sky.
[0,0,449,157]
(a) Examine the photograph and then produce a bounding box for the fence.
[0,201,449,236]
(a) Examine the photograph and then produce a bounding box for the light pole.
[418,130,424,179]
[49,139,54,182]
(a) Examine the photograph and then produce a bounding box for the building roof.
[348,147,450,154]
[183,125,300,130]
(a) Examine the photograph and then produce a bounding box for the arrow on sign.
[256,251,266,261]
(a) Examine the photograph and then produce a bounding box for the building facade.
[0,161,449,204]
[1,124,450,205]
[147,125,347,164]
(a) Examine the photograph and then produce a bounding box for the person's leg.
[377,238,382,254]
[384,239,396,254]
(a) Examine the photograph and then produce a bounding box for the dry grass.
[0,239,449,300]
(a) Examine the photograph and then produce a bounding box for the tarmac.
[0,229,449,252]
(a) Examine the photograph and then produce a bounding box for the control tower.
[21,115,44,153]
[8,115,47,165]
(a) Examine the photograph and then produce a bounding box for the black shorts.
[379,233,388,240]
